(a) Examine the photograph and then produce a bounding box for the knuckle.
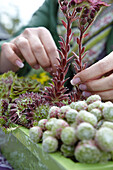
[1,42,9,50]
[38,27,48,33]
[47,46,57,54]
[108,74,113,87]
[97,60,107,74]
[33,43,44,53]
[16,37,28,48]
[23,28,32,35]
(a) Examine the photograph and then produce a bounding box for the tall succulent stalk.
[44,0,109,103]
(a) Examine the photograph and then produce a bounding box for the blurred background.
[0,0,44,38]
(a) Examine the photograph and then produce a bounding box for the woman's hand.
[0,27,59,73]
[71,51,113,102]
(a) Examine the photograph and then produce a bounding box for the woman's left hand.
[71,51,113,102]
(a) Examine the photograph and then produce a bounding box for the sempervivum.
[10,77,43,99]
[60,144,75,157]
[51,119,69,139]
[42,136,58,153]
[70,101,88,112]
[95,127,113,152]
[61,126,77,145]
[29,126,43,143]
[86,95,101,105]
[76,110,97,126]
[102,106,113,121]
[74,140,101,163]
[9,92,49,128]
[0,99,11,128]
[76,122,95,140]
[0,71,15,99]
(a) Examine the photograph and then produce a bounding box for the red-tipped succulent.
[44,0,109,102]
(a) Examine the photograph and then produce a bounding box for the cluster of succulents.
[0,91,51,129]
[0,0,111,166]
[0,71,43,101]
[29,94,113,164]
[0,71,50,129]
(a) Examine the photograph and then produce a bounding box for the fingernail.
[16,60,24,68]
[45,67,52,72]
[70,78,81,85]
[82,91,91,97]
[33,64,40,69]
[79,84,87,90]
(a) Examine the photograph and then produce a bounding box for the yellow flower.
[30,72,50,85]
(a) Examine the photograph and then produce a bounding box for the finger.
[27,35,51,69]
[71,51,113,85]
[79,73,113,92]
[38,28,59,71]
[14,37,39,68]
[1,42,24,68]
[83,90,113,102]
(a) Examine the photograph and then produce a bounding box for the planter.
[0,127,113,170]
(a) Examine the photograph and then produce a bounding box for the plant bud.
[42,136,58,153]
[48,106,61,119]
[38,119,48,131]
[88,101,104,112]
[61,127,77,145]
[66,109,78,123]
[103,106,113,121]
[42,130,54,141]
[90,108,102,121]
[83,7,90,14]
[90,9,96,18]
[80,18,87,25]
[102,121,113,130]
[58,105,71,119]
[29,126,42,143]
[86,94,101,104]
[52,119,69,139]
[76,7,82,12]
[70,101,87,111]
[76,122,95,140]
[74,140,101,163]
[45,118,57,131]
[76,110,97,126]
[61,144,75,157]
[95,127,113,152]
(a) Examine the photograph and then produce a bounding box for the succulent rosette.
[103,106,113,121]
[70,101,87,111]
[38,119,48,131]
[95,127,113,152]
[29,126,43,143]
[90,108,102,121]
[102,121,113,130]
[42,136,58,153]
[88,101,104,112]
[74,140,101,163]
[66,109,78,123]
[61,127,77,145]
[51,119,69,139]
[86,94,101,105]
[76,122,95,140]
[60,144,75,157]
[58,105,71,119]
[42,130,54,141]
[45,118,57,131]
[48,106,61,119]
[76,110,97,126]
